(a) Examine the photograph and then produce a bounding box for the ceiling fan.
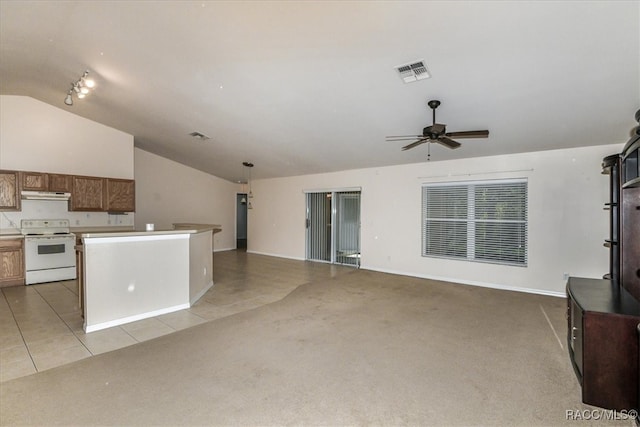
[386,100,489,159]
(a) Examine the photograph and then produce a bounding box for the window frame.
[421,178,528,267]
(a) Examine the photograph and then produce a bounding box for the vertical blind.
[306,190,361,266]
[422,179,528,266]
[306,192,331,262]
[334,191,361,266]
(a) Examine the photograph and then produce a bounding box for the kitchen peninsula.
[79,224,220,333]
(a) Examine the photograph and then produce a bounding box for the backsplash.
[0,199,134,233]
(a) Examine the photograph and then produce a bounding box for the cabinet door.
[106,178,135,212]
[20,171,48,191]
[48,174,73,192]
[570,299,583,377]
[70,176,106,211]
[0,238,24,287]
[0,170,20,211]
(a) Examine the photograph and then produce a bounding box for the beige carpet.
[0,269,624,426]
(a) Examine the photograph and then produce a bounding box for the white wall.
[248,144,624,296]
[0,95,135,232]
[0,95,133,177]
[133,148,237,251]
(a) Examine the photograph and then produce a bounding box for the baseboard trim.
[214,247,236,253]
[190,280,214,305]
[84,303,191,333]
[360,266,566,298]
[246,250,306,261]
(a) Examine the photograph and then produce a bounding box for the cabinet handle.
[572,326,578,341]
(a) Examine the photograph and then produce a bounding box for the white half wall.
[248,144,624,296]
[134,148,237,251]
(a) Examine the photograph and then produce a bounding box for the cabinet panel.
[70,176,106,211]
[0,170,20,211]
[621,187,640,299]
[48,174,73,192]
[20,171,48,191]
[106,178,135,212]
[0,238,24,287]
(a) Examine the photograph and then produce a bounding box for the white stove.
[21,219,76,285]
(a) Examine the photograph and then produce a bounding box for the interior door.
[236,193,248,249]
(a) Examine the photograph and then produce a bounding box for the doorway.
[236,193,248,250]
[305,190,361,267]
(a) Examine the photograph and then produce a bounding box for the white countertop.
[0,233,23,240]
[80,228,215,239]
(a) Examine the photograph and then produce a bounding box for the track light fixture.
[63,70,95,106]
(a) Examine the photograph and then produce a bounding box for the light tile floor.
[1,250,353,383]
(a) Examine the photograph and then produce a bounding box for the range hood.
[21,190,71,201]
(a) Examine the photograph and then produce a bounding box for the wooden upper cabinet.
[0,170,20,211]
[20,171,48,191]
[106,178,135,212]
[48,174,73,192]
[70,176,106,211]
[20,171,72,193]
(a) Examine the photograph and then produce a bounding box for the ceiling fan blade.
[386,135,422,140]
[402,138,429,151]
[436,137,461,149]
[445,130,489,139]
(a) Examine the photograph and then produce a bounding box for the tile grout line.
[1,288,38,375]
[31,285,95,357]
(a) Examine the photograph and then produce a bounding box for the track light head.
[63,70,95,106]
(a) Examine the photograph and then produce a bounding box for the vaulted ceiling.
[1,1,638,182]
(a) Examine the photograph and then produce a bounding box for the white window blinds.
[422,179,528,266]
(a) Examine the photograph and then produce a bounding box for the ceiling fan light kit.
[386,99,489,160]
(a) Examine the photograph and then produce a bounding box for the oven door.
[24,235,77,284]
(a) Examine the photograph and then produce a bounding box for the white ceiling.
[1,1,638,182]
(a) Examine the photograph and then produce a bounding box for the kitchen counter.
[80,227,215,333]
[173,223,222,232]
[0,233,23,240]
[80,228,206,238]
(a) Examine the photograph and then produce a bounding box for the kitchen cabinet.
[106,178,135,212]
[20,171,48,191]
[0,170,20,211]
[0,238,25,287]
[48,174,73,192]
[21,171,73,193]
[70,176,106,211]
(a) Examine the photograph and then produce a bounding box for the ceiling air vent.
[394,60,430,83]
[188,131,211,141]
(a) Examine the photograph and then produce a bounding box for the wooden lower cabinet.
[0,238,25,287]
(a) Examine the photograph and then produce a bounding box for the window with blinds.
[422,179,528,266]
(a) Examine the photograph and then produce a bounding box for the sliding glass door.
[306,190,361,267]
